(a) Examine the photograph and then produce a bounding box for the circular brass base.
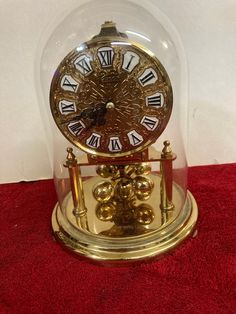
[52,187,198,264]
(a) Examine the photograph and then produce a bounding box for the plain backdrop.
[0,0,236,183]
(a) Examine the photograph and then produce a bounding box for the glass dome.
[36,0,198,263]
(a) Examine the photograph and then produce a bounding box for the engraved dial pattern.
[50,39,173,157]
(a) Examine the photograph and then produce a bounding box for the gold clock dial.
[50,25,173,157]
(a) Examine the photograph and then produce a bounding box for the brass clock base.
[51,175,198,264]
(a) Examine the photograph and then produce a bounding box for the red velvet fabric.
[0,164,235,314]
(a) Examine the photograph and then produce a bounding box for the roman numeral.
[148,95,161,106]
[77,59,91,74]
[146,93,163,107]
[140,71,155,85]
[68,121,85,136]
[122,51,140,73]
[125,55,135,70]
[141,116,159,131]
[74,55,92,75]
[108,137,122,152]
[61,75,79,92]
[86,133,101,148]
[139,68,158,86]
[127,130,143,146]
[98,47,114,67]
[59,100,76,115]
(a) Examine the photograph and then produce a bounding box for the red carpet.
[0,164,235,314]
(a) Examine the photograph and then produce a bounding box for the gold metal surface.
[50,22,173,157]
[160,141,174,211]
[77,146,176,166]
[133,175,154,201]
[91,159,156,228]
[51,180,198,263]
[93,181,114,203]
[64,147,88,229]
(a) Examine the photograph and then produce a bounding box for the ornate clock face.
[50,26,173,157]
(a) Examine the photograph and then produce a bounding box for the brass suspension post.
[160,141,175,212]
[64,147,88,229]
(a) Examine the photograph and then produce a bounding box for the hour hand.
[89,103,107,127]
[62,103,107,127]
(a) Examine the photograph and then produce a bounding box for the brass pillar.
[64,147,88,229]
[160,141,175,211]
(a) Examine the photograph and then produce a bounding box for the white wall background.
[0,0,235,183]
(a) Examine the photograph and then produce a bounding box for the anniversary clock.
[38,0,198,263]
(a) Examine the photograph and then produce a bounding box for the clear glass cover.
[36,0,192,260]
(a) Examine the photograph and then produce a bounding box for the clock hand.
[86,103,107,128]
[61,103,107,127]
